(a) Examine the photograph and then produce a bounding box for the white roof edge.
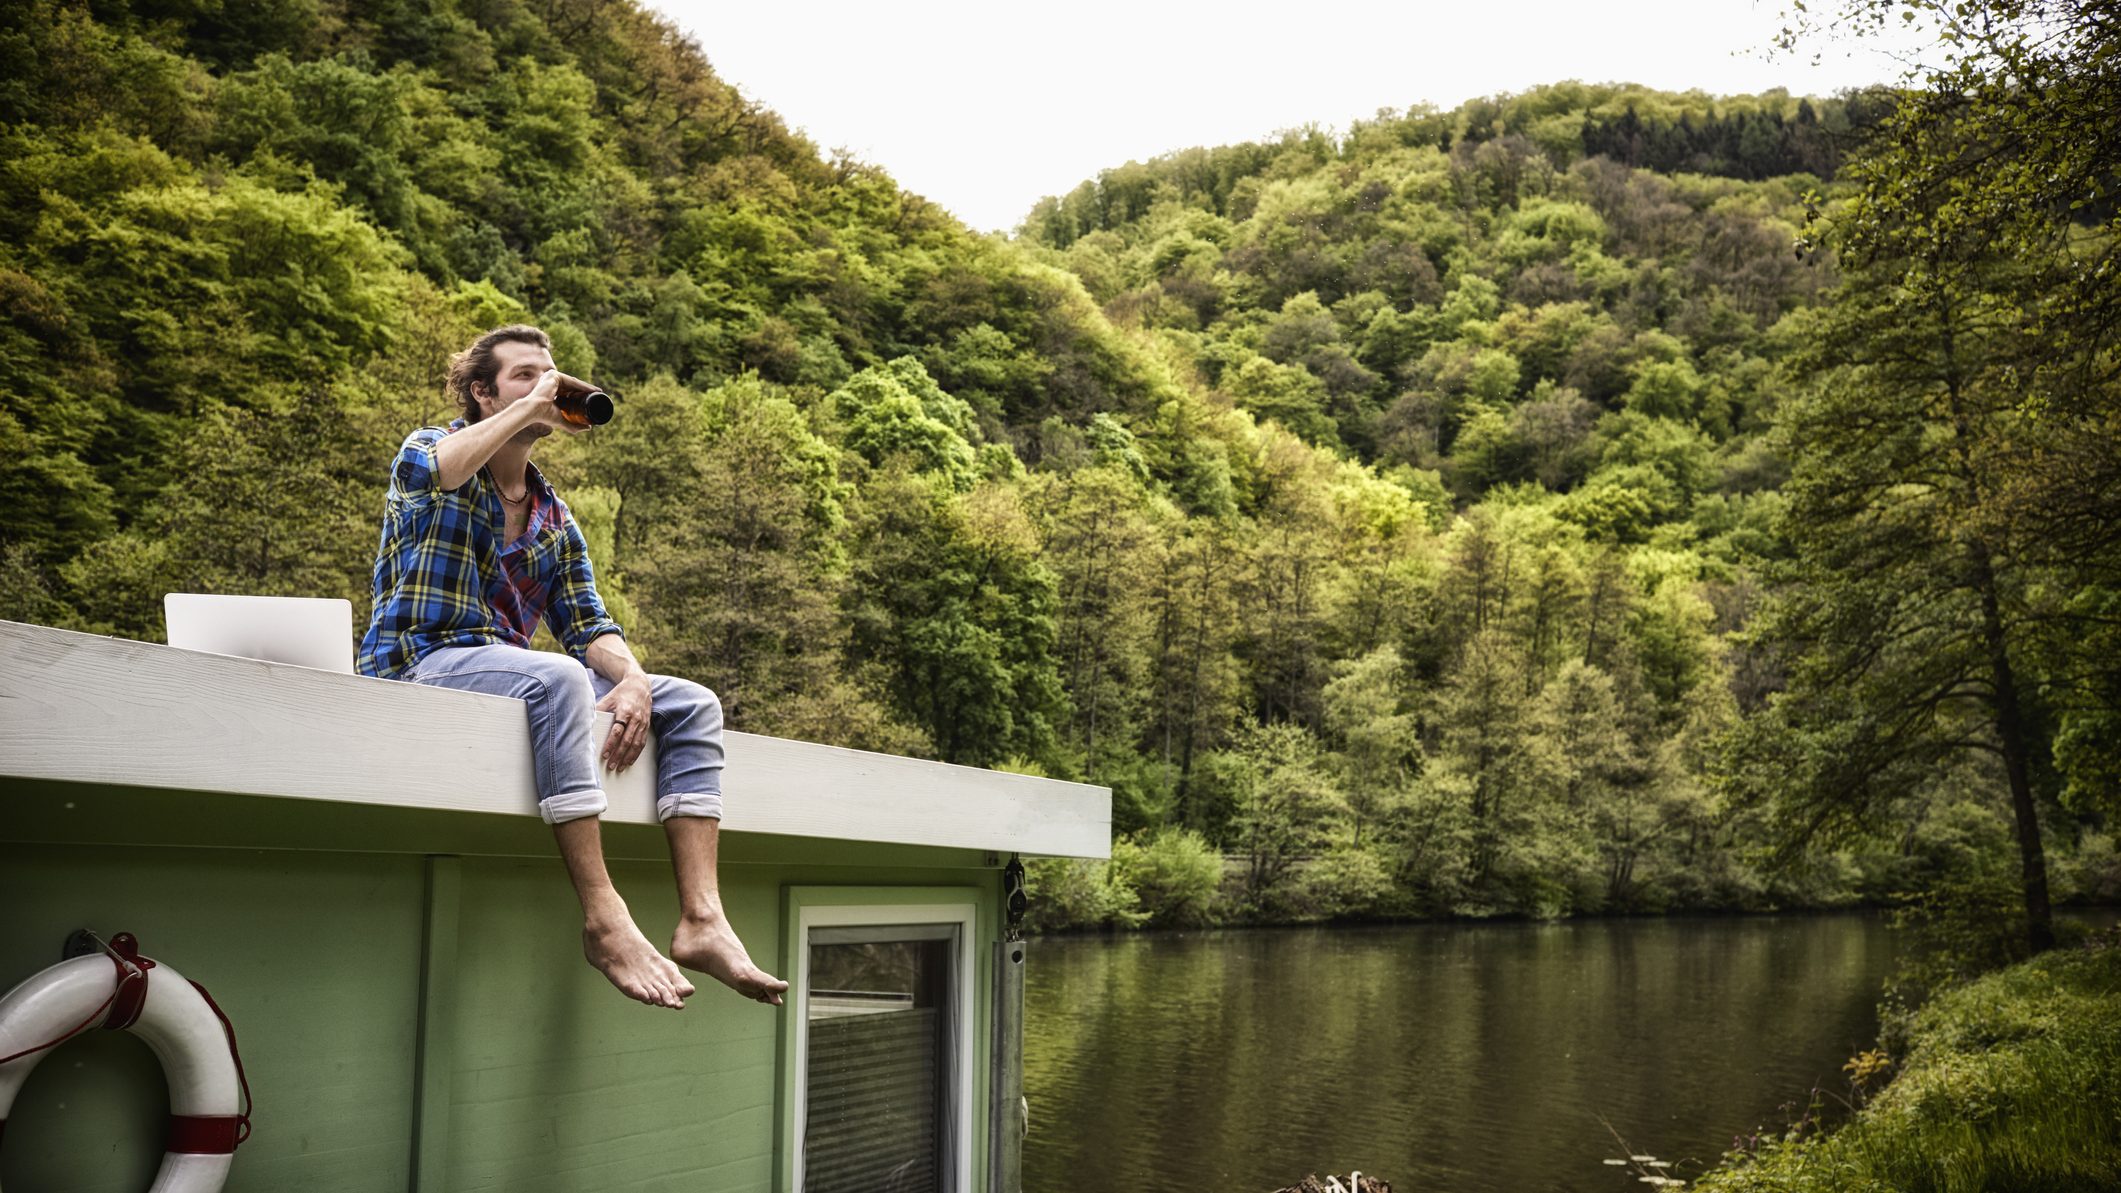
[0,620,1111,859]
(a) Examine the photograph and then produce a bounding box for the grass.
[1695,929,2121,1193]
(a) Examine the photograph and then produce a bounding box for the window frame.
[780,887,984,1193]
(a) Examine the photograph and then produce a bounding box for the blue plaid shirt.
[358,423,623,679]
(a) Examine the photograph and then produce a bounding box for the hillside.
[3,1,2110,927]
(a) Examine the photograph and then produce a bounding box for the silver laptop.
[164,593,357,674]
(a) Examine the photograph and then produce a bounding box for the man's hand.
[523,369,589,435]
[596,672,653,772]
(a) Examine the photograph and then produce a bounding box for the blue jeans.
[402,642,725,825]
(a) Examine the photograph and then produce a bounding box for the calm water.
[1023,915,1897,1193]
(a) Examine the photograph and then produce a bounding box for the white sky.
[649,1,1931,234]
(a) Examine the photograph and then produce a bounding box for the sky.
[648,1,1931,234]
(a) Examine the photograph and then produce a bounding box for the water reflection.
[1024,916,1896,1193]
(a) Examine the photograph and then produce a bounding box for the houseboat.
[0,617,1109,1192]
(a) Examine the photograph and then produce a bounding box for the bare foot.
[583,915,696,1009]
[671,911,788,1005]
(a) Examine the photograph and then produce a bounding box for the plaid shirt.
[357,422,623,680]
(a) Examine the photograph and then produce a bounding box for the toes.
[610,964,687,1010]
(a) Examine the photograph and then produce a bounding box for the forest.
[2,0,2114,961]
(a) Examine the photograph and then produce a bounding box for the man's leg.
[408,644,695,1010]
[666,816,788,1005]
[591,670,789,1006]
[555,816,695,1011]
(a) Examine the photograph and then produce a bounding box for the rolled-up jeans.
[402,642,725,825]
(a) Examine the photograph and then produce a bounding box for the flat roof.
[0,620,1110,859]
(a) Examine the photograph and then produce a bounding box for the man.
[358,323,787,1011]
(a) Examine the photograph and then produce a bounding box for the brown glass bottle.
[553,374,615,427]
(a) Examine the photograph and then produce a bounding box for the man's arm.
[586,633,653,772]
[431,369,569,490]
[542,505,639,768]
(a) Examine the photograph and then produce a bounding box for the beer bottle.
[553,374,615,427]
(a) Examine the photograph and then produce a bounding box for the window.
[790,897,978,1193]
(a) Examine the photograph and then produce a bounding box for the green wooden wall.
[0,783,1001,1193]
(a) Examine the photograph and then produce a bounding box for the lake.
[1023,914,1897,1192]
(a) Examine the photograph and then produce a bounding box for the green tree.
[1322,645,1420,848]
[1109,827,1224,927]
[61,389,375,637]
[1033,464,1159,792]
[1429,628,1539,890]
[1732,259,2062,952]
[845,468,1066,768]
[1787,0,2121,831]
[1236,432,1339,728]
[831,359,980,490]
[1216,721,1349,910]
[1223,354,1338,447]
[1144,517,1247,828]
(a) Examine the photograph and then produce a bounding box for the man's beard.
[512,423,552,445]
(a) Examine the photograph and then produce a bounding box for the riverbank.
[1021,833,2121,934]
[1024,844,2121,937]
[1695,929,2121,1192]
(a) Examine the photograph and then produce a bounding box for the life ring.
[0,932,250,1192]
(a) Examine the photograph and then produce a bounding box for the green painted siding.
[435,854,786,1192]
[0,845,426,1192]
[0,785,1003,1193]
[412,856,461,1193]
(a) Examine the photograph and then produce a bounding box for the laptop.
[164,594,357,674]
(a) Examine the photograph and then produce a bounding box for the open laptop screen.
[164,594,356,674]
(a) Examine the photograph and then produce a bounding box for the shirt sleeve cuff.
[566,623,625,662]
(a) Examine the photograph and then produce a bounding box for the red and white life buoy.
[0,933,249,1192]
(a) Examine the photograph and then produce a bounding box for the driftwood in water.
[1273,1174,1391,1193]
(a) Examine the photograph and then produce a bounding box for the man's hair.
[446,324,550,423]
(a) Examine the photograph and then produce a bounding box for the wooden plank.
[723,733,1110,858]
[0,620,1110,858]
[1,621,536,816]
